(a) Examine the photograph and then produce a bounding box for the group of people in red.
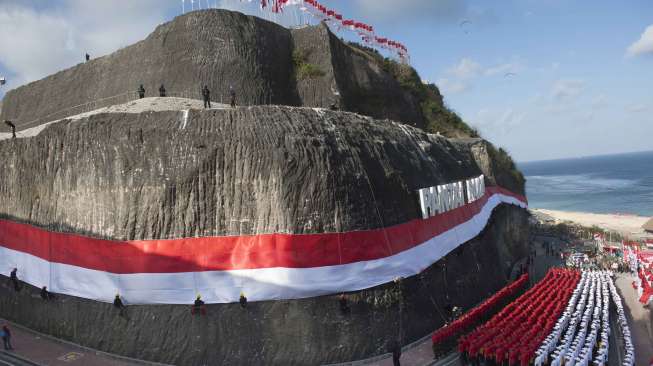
[457,269,580,366]
[431,273,529,358]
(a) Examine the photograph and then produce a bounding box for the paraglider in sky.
[504,72,516,78]
[459,20,472,34]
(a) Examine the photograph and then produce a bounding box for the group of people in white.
[533,271,633,366]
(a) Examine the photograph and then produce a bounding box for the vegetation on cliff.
[347,42,525,192]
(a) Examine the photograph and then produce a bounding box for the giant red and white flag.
[0,187,526,304]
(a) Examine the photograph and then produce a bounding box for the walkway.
[0,319,168,366]
[614,274,653,366]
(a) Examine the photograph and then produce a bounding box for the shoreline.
[530,208,652,239]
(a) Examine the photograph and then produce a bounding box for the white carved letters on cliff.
[418,175,485,219]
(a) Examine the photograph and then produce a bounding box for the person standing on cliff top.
[229,85,236,108]
[137,84,145,99]
[202,85,211,108]
[159,84,166,97]
[4,120,16,139]
[85,53,90,62]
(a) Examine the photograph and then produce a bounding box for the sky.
[0,0,651,162]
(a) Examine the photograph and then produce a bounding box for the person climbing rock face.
[202,85,211,109]
[229,85,236,108]
[137,84,145,99]
[192,294,206,315]
[41,286,54,301]
[9,268,20,292]
[338,293,350,314]
[113,294,127,317]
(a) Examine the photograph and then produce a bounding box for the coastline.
[531,208,652,239]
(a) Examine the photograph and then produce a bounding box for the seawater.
[518,150,653,216]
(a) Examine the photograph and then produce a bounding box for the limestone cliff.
[0,10,424,131]
[0,8,529,366]
[0,106,528,365]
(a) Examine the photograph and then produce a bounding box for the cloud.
[626,24,653,57]
[590,94,608,109]
[471,107,527,136]
[551,79,585,101]
[436,78,469,94]
[0,0,171,90]
[354,0,467,23]
[484,61,524,77]
[626,103,648,113]
[445,57,482,79]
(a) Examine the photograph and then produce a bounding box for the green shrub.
[292,49,325,80]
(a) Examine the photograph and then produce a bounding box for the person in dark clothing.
[1,325,12,351]
[192,295,206,315]
[137,84,146,99]
[239,293,247,309]
[41,286,55,301]
[159,84,166,97]
[202,85,211,108]
[113,294,126,316]
[388,340,401,366]
[229,85,236,108]
[4,120,16,139]
[9,268,20,292]
[338,293,350,314]
[85,53,90,62]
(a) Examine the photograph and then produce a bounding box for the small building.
[643,217,653,233]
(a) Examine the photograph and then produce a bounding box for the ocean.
[518,150,653,217]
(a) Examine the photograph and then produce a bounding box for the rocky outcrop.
[0,106,528,365]
[0,10,424,132]
[0,106,486,240]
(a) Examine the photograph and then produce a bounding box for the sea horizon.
[518,150,653,217]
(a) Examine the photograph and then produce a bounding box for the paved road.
[614,274,653,366]
[0,319,167,366]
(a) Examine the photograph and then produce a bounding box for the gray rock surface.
[0,105,528,365]
[0,10,423,132]
[0,106,490,240]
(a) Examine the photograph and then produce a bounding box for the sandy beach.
[532,208,652,239]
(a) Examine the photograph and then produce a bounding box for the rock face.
[0,10,423,132]
[0,106,528,365]
[0,106,490,240]
[0,8,530,366]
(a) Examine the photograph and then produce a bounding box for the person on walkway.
[9,268,20,292]
[2,325,13,351]
[202,85,211,109]
[159,84,166,97]
[137,84,146,99]
[41,286,55,301]
[388,340,401,366]
[229,85,236,108]
[4,120,16,139]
